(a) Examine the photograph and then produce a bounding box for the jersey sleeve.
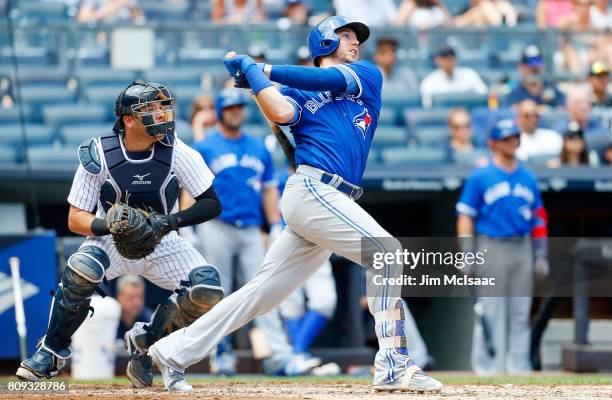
[456,172,482,218]
[278,86,303,127]
[173,141,215,198]
[332,61,382,106]
[67,164,105,212]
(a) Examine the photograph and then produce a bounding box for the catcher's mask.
[113,81,177,146]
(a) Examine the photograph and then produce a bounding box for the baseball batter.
[194,88,321,376]
[16,82,225,392]
[456,119,548,374]
[149,16,443,392]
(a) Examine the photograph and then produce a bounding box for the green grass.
[3,373,612,386]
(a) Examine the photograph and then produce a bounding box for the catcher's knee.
[63,246,109,300]
[137,265,224,348]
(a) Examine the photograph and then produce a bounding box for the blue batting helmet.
[215,89,246,121]
[490,119,520,141]
[308,15,370,67]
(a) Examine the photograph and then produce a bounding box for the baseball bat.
[9,256,28,361]
[225,51,296,169]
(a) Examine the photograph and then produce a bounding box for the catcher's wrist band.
[91,218,110,236]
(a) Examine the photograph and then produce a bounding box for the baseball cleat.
[373,364,443,393]
[16,347,61,381]
[149,345,193,392]
[124,330,153,388]
[284,353,322,376]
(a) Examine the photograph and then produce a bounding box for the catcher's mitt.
[106,204,170,260]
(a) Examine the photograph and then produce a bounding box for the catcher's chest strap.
[99,132,175,214]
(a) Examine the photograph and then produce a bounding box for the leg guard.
[43,246,108,358]
[134,265,224,350]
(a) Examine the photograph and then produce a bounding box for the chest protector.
[99,132,179,214]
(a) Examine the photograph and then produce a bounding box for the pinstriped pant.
[151,172,415,375]
[81,231,208,290]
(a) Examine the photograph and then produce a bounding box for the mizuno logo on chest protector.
[132,172,152,185]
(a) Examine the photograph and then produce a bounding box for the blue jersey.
[456,160,543,237]
[280,61,383,185]
[193,130,275,227]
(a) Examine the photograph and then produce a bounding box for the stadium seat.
[413,126,450,147]
[83,86,125,119]
[75,68,138,88]
[458,49,491,69]
[3,66,70,86]
[16,1,68,22]
[526,154,555,167]
[586,132,612,160]
[431,92,488,110]
[66,47,110,67]
[0,105,31,124]
[143,68,205,87]
[540,110,569,131]
[0,47,49,66]
[0,124,56,147]
[43,104,108,130]
[372,127,408,149]
[452,149,489,166]
[381,146,449,165]
[0,147,17,164]
[20,86,77,122]
[378,107,397,126]
[27,146,76,165]
[178,48,227,67]
[382,90,422,110]
[470,106,516,147]
[404,109,450,142]
[60,124,113,146]
[141,1,190,21]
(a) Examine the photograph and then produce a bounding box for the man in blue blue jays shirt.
[192,88,320,377]
[150,16,443,392]
[456,119,549,375]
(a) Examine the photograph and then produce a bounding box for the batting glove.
[233,63,266,89]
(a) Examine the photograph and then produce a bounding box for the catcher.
[16,82,225,392]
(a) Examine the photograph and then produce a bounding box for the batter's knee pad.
[43,246,109,358]
[136,265,224,349]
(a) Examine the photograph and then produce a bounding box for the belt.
[296,165,364,200]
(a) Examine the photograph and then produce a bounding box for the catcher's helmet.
[113,81,176,145]
[215,88,246,122]
[308,15,370,67]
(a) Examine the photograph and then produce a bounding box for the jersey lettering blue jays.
[456,161,543,237]
[280,61,382,185]
[193,130,275,227]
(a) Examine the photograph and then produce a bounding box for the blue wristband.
[245,64,273,95]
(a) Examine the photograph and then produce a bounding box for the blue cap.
[521,45,543,67]
[490,119,520,141]
[215,89,246,121]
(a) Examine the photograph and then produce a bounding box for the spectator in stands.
[505,45,566,109]
[115,275,153,340]
[588,61,612,129]
[212,0,266,24]
[190,95,217,142]
[374,37,419,96]
[393,0,451,30]
[553,87,609,136]
[446,108,487,165]
[590,0,612,29]
[547,122,596,167]
[557,0,599,76]
[77,0,145,23]
[453,0,518,28]
[296,46,312,66]
[0,75,13,109]
[283,0,308,26]
[515,99,563,162]
[536,0,574,29]
[420,45,488,108]
[333,0,397,27]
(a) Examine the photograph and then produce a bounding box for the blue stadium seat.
[431,91,488,110]
[539,109,569,130]
[141,1,190,21]
[3,66,70,86]
[586,133,612,160]
[143,68,205,87]
[404,109,450,142]
[0,105,31,124]
[0,47,49,66]
[75,68,137,88]
[20,86,77,122]
[0,147,17,164]
[60,124,112,146]
[82,85,124,119]
[452,149,489,166]
[378,107,397,126]
[526,154,555,167]
[178,48,227,67]
[17,1,68,22]
[412,126,450,147]
[66,47,110,67]
[382,90,422,110]
[381,146,449,165]
[0,124,56,147]
[458,49,491,69]
[43,104,108,130]
[470,106,516,147]
[372,127,408,149]
[27,146,76,166]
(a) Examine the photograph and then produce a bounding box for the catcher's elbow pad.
[78,138,103,175]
